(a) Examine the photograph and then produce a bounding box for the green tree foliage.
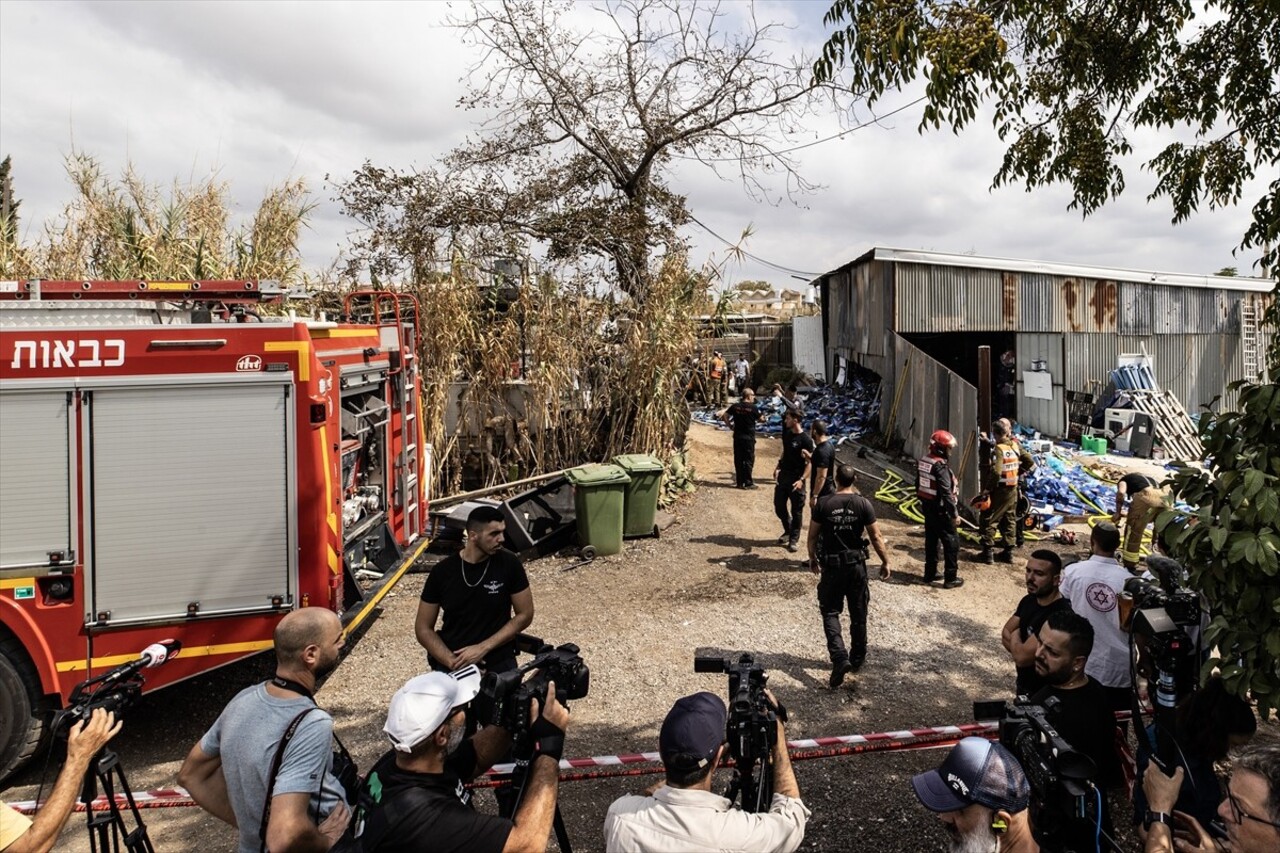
[814,1,1280,708]
[814,1,1279,333]
[336,0,833,302]
[1157,382,1280,715]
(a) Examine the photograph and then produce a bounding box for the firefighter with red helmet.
[977,419,1035,563]
[917,429,964,588]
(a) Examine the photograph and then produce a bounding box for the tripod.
[499,755,572,853]
[80,746,153,853]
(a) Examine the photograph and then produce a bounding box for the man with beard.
[180,608,352,853]
[1001,550,1071,697]
[355,670,571,853]
[911,737,1037,852]
[1030,608,1123,851]
[416,505,535,676]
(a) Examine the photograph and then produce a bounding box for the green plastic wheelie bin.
[564,463,631,557]
[612,453,664,539]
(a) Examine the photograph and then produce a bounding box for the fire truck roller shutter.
[0,389,74,570]
[85,379,297,625]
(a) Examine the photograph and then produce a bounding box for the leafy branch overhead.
[338,0,839,301]
[814,1,1280,291]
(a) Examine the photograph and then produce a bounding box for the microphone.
[139,639,182,667]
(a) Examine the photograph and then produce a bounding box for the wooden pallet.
[1120,389,1204,460]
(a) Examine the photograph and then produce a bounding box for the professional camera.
[1123,555,1201,766]
[976,696,1100,853]
[52,640,181,737]
[694,650,785,813]
[472,634,589,755]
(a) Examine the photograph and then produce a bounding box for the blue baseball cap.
[659,692,727,770]
[912,737,1030,813]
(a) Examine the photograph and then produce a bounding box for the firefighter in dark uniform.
[917,430,964,589]
[808,464,892,688]
[977,420,1035,564]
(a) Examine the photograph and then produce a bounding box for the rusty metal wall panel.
[1019,274,1063,332]
[1059,278,1118,333]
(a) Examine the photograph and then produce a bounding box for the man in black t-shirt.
[808,420,837,508]
[808,464,892,688]
[357,669,571,853]
[1031,607,1123,851]
[416,505,534,674]
[1001,549,1071,697]
[723,388,765,488]
[773,409,814,553]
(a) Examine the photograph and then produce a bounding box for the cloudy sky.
[0,0,1268,290]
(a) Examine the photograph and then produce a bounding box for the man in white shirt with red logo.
[1059,522,1134,716]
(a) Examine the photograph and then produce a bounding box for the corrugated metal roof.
[818,247,1273,293]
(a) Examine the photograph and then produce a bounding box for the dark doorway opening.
[901,332,1018,419]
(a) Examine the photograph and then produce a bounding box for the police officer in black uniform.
[808,464,892,688]
[722,388,764,488]
[917,430,964,589]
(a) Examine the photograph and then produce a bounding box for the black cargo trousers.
[817,548,871,669]
[921,502,960,583]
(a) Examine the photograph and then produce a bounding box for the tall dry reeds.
[0,152,313,283]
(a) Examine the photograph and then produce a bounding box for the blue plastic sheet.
[691,376,882,441]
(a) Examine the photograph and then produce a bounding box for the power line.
[675,95,928,163]
[687,214,821,278]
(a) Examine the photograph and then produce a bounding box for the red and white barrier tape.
[9,714,1139,812]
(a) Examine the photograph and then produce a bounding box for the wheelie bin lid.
[564,463,631,486]
[611,453,664,473]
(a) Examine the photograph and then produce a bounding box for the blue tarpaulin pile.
[1022,453,1117,516]
[691,375,882,440]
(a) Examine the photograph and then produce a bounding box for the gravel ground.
[6,422,1144,851]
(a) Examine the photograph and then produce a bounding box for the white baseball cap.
[383,665,483,753]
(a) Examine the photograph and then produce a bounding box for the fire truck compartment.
[0,389,74,571]
[85,377,296,626]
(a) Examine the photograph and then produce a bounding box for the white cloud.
[0,0,1267,288]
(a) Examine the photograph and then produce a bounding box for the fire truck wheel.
[0,634,48,784]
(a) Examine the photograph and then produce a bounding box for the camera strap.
[270,676,314,700]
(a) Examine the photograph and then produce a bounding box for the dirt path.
[7,422,1128,852]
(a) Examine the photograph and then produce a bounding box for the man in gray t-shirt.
[180,608,351,852]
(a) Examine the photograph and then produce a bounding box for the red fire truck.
[0,280,430,781]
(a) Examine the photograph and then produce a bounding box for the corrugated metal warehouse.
[815,248,1275,496]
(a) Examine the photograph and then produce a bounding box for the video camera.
[975,696,1100,853]
[1123,555,1201,766]
[52,640,181,736]
[694,650,784,813]
[471,634,589,756]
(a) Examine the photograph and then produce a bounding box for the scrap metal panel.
[792,315,826,379]
[1015,333,1066,436]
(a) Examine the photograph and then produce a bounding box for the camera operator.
[911,736,1037,853]
[1001,549,1070,697]
[1030,608,1122,850]
[0,709,122,853]
[603,691,809,852]
[1132,676,1256,843]
[355,670,570,853]
[1142,741,1280,853]
[807,463,891,689]
[1059,522,1133,718]
[179,608,351,853]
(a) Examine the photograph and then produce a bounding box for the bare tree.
[337,0,834,300]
